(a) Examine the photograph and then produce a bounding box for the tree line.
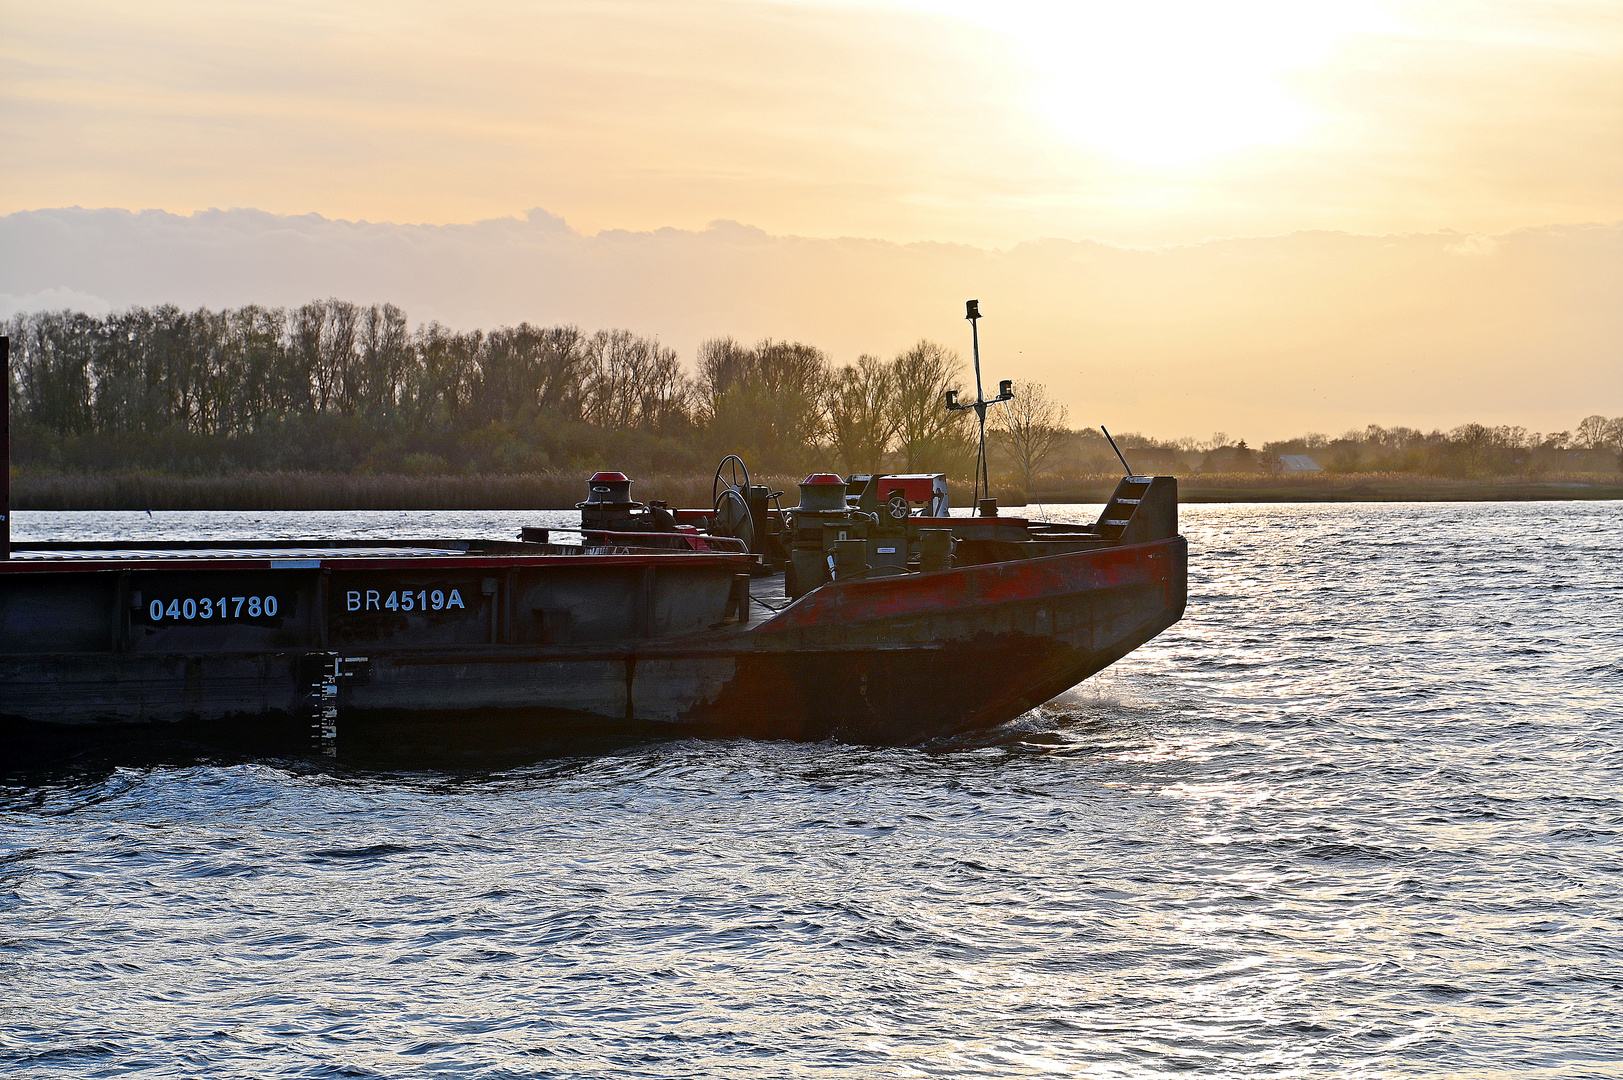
[1256,421,1623,477]
[6,300,1618,482]
[1098,421,1623,478]
[4,300,1005,478]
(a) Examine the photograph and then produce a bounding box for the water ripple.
[3,502,1622,1077]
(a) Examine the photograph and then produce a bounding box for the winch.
[576,471,674,533]
[786,473,916,599]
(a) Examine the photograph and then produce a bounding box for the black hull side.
[2,538,1187,762]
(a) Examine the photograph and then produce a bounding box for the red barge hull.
[331,533,1185,752]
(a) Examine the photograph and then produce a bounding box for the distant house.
[1126,449,1179,472]
[1279,455,1322,473]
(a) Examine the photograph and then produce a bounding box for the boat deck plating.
[10,545,472,562]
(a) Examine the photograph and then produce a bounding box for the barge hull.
[3,537,1184,754]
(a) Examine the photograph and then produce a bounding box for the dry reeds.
[13,468,1621,512]
[10,471,762,512]
[1028,471,1623,503]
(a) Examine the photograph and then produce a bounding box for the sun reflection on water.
[4,502,1621,1076]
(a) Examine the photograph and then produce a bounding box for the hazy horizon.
[5,206,1619,444]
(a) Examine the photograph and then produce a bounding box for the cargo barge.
[0,320,1187,760]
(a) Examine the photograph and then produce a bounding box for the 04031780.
[147,594,279,622]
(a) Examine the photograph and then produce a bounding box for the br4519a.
[346,588,467,613]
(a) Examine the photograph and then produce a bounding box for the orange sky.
[2,0,1620,439]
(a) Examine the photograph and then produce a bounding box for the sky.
[2,0,1620,441]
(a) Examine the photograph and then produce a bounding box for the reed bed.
[9,471,812,512]
[1032,471,1623,503]
[11,469,1621,512]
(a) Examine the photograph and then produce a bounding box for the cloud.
[2,206,1619,441]
[3,1,1621,246]
[1443,234,1498,257]
[0,285,113,319]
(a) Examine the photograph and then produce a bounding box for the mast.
[945,300,1013,506]
[2,335,9,560]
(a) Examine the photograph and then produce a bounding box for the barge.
[0,325,1187,760]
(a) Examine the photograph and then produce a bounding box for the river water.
[3,503,1620,1078]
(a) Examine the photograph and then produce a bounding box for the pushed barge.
[0,467,1184,755]
[0,312,1185,757]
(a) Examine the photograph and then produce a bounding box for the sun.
[910,0,1377,165]
[1032,13,1313,164]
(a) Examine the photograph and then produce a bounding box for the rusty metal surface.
[1,538,1184,749]
[1,503,1186,746]
[758,537,1180,637]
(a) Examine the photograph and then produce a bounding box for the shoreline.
[1062,480,1623,503]
[10,471,1622,511]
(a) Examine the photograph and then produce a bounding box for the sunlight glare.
[898,0,1379,164]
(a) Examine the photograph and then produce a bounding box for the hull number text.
[148,595,278,621]
[347,588,466,612]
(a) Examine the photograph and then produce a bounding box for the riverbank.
[1039,474,1623,503]
[11,470,1623,511]
[10,471,719,512]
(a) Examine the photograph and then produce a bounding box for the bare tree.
[414,323,480,424]
[318,299,360,415]
[284,302,326,413]
[754,339,831,464]
[634,342,692,433]
[1583,415,1623,471]
[991,380,1069,488]
[696,337,830,472]
[582,329,644,429]
[476,323,588,424]
[582,329,691,431]
[1576,414,1613,450]
[826,353,897,473]
[353,303,410,422]
[694,336,754,444]
[890,339,970,471]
